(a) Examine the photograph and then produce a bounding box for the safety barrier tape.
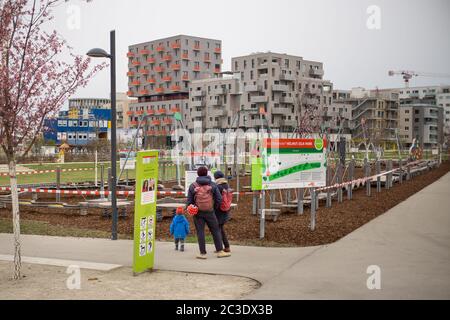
[0,167,95,177]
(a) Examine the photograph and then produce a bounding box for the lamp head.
[87,48,110,58]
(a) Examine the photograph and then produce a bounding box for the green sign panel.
[133,150,159,274]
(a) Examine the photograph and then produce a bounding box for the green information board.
[133,150,159,274]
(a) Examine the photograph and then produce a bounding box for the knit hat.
[197,166,208,177]
[214,170,225,179]
[176,207,184,215]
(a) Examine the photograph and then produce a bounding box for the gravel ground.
[0,161,448,247]
[0,261,259,300]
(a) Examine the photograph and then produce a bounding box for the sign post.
[133,150,159,275]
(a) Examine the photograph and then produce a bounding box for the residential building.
[436,86,450,137]
[126,35,222,148]
[231,52,333,132]
[103,93,136,129]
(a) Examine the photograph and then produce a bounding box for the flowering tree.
[0,0,104,279]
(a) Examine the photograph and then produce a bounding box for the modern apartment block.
[398,96,444,148]
[333,88,399,147]
[126,35,222,147]
[230,52,333,132]
[187,75,242,131]
[436,86,450,138]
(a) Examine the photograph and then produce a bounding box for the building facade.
[231,52,333,132]
[126,35,222,148]
[103,93,136,130]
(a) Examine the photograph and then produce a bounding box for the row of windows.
[57,132,97,140]
[134,39,220,51]
[57,120,109,128]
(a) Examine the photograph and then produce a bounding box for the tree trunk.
[8,159,21,280]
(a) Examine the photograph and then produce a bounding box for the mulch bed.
[0,161,448,247]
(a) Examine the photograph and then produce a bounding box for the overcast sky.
[50,0,450,101]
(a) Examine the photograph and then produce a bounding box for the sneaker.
[196,254,207,259]
[224,247,231,253]
[180,247,185,252]
[217,250,231,258]
[175,247,179,251]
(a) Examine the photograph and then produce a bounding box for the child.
[170,207,190,251]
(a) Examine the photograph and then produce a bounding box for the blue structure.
[44,109,111,147]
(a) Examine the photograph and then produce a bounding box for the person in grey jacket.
[213,170,231,253]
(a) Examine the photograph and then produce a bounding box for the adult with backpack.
[213,170,233,253]
[186,166,231,259]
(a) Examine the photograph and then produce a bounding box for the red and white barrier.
[0,167,95,177]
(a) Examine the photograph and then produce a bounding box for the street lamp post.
[87,30,118,240]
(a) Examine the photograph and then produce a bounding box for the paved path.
[0,173,449,299]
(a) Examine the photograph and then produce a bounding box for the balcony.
[163,55,172,61]
[191,100,205,107]
[127,71,135,77]
[163,118,173,125]
[154,66,165,73]
[304,87,321,95]
[152,120,161,126]
[139,69,149,75]
[182,75,189,81]
[146,110,155,115]
[280,96,295,104]
[193,66,200,72]
[213,88,226,95]
[126,110,134,116]
[214,47,221,54]
[309,68,324,77]
[204,56,211,63]
[171,64,181,70]
[171,108,181,113]
[272,84,289,92]
[155,87,165,94]
[244,84,262,92]
[135,110,145,116]
[214,68,221,73]
[191,110,203,118]
[281,119,297,127]
[139,49,150,55]
[162,76,172,82]
[156,109,166,115]
[139,89,149,95]
[192,90,205,97]
[132,60,141,66]
[127,91,134,96]
[131,80,141,86]
[280,74,296,81]
[250,96,268,104]
[127,52,135,58]
[129,121,138,126]
[170,85,181,91]
[212,109,227,117]
[193,44,201,51]
[147,58,156,64]
[156,45,165,52]
[211,98,223,106]
[147,78,156,84]
[272,107,290,115]
[181,53,189,60]
[171,42,181,49]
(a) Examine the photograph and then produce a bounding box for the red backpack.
[220,189,233,212]
[193,182,214,212]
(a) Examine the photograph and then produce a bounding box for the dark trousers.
[193,211,223,254]
[219,224,230,249]
[175,238,185,251]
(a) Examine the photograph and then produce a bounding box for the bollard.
[297,188,304,215]
[260,191,266,239]
[56,166,61,203]
[310,188,316,231]
[337,164,343,203]
[326,165,332,207]
[348,159,354,200]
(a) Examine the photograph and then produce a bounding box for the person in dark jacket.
[213,170,231,253]
[170,207,190,252]
[187,166,230,259]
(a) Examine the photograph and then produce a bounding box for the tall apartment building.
[230,52,333,132]
[333,88,399,147]
[126,35,222,148]
[187,75,242,131]
[398,96,443,148]
[436,86,450,138]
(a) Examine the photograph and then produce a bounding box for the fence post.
[348,159,354,200]
[260,191,266,239]
[100,164,105,199]
[297,188,304,215]
[56,166,61,203]
[399,159,403,184]
[387,160,393,189]
[107,167,112,201]
[310,188,316,231]
[337,163,343,203]
[376,160,381,193]
[365,158,371,197]
[407,165,411,181]
[252,192,258,215]
[162,161,166,182]
[125,169,129,186]
[326,165,332,207]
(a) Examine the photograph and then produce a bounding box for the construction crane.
[388,70,450,88]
